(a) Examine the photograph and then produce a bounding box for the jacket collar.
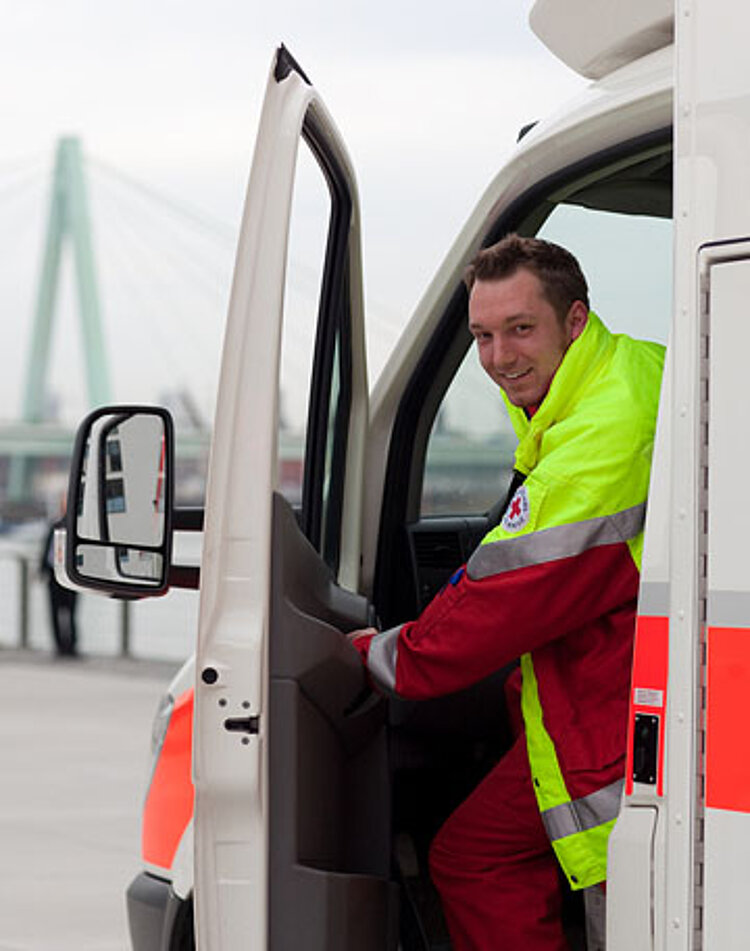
[502,312,613,474]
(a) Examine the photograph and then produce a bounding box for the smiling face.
[468,268,588,409]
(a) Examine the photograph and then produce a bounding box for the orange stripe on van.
[142,687,194,869]
[706,627,750,812]
[625,615,668,796]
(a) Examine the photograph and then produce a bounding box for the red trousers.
[429,735,570,951]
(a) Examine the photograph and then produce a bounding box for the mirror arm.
[168,564,200,590]
[173,508,204,531]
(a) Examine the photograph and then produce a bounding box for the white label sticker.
[501,484,530,533]
[634,687,664,708]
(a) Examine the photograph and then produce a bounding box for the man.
[350,235,665,950]
[40,514,79,657]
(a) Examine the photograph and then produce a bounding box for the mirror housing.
[65,406,175,597]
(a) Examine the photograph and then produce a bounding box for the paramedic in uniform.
[350,235,664,951]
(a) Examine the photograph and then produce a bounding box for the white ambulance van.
[59,0,750,947]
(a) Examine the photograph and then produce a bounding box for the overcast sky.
[0,0,587,424]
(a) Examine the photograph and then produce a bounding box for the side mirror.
[65,406,174,596]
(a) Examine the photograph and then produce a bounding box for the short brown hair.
[464,234,589,320]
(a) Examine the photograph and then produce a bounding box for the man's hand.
[347,626,378,644]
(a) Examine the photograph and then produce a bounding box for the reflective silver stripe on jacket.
[468,503,646,580]
[541,779,624,842]
[366,625,403,694]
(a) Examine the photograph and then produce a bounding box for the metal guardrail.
[18,553,28,649]
[0,546,33,649]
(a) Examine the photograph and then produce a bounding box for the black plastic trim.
[698,235,750,254]
[126,872,193,951]
[274,45,312,85]
[166,508,203,588]
[327,325,353,567]
[167,565,200,589]
[632,713,659,785]
[173,508,204,531]
[481,126,672,249]
[373,127,673,625]
[299,110,354,574]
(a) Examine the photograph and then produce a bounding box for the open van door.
[192,47,396,951]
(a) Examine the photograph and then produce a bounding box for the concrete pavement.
[0,650,181,951]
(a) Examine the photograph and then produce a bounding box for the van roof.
[529,0,673,80]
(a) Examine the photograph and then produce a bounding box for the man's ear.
[567,301,589,341]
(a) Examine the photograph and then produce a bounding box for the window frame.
[296,109,354,574]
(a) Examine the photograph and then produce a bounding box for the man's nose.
[491,336,515,369]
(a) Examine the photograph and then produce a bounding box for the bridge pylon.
[9,136,111,502]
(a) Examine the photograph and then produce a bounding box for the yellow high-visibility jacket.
[358,312,665,888]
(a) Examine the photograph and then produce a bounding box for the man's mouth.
[501,368,531,382]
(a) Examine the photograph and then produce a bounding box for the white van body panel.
[670,0,750,947]
[170,818,194,902]
[607,1,750,949]
[704,250,750,950]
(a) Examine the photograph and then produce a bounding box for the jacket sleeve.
[356,476,645,700]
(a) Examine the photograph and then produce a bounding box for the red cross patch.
[501,484,530,533]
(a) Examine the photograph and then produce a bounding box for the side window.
[537,205,672,345]
[421,355,517,516]
[277,128,352,571]
[318,331,349,566]
[421,184,672,516]
[277,141,328,508]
